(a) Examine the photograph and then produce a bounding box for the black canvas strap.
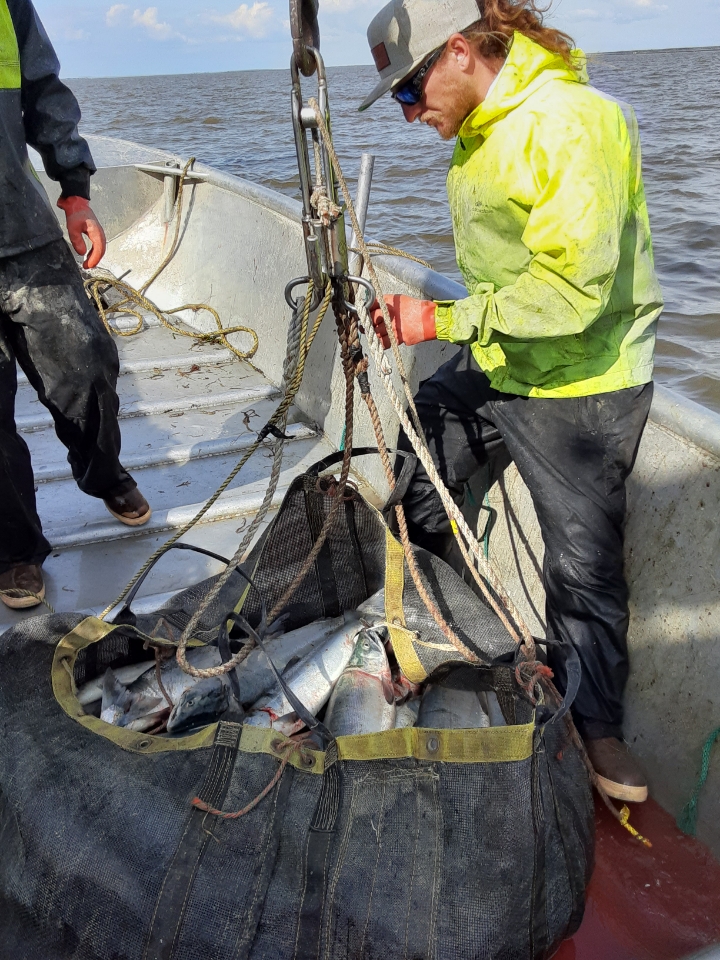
[143,721,242,960]
[530,739,549,959]
[293,742,341,960]
[304,481,341,618]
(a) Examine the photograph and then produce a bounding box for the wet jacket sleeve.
[435,106,631,345]
[8,0,95,198]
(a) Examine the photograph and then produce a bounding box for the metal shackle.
[289,0,320,77]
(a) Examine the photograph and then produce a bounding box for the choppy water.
[70,46,720,412]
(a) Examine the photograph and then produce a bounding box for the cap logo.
[371,41,391,72]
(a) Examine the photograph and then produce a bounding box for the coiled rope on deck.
[85,157,259,366]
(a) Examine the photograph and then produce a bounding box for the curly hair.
[462,0,576,67]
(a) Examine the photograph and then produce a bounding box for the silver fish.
[100,668,163,730]
[394,699,420,729]
[127,644,223,705]
[77,659,156,706]
[356,588,385,622]
[245,617,362,736]
[416,683,490,729]
[324,628,396,737]
[234,615,347,705]
[166,677,230,735]
[486,692,507,727]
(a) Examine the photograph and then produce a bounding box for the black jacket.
[0,0,95,258]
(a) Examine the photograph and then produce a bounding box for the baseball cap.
[359,0,482,111]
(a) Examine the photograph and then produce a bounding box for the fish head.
[347,627,389,675]
[167,678,229,735]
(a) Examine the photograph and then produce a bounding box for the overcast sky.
[34,0,720,78]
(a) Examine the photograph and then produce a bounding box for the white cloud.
[107,4,180,38]
[613,0,668,19]
[132,7,175,38]
[574,7,603,18]
[65,27,90,39]
[210,2,274,37]
[105,4,128,26]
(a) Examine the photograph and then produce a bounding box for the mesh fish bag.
[0,450,594,960]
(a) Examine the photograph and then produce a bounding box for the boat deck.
[1,312,335,633]
[560,800,720,959]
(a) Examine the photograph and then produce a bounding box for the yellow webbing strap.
[336,723,534,763]
[53,620,535,766]
[52,617,216,754]
[239,721,534,768]
[239,725,326,774]
[384,529,428,683]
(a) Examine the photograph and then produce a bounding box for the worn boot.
[585,737,648,803]
[103,487,151,527]
[0,563,45,609]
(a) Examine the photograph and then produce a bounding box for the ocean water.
[69,46,720,412]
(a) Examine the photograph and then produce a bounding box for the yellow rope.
[619,805,653,848]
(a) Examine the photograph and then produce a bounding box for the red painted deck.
[556,799,720,960]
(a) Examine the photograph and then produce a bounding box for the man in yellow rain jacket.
[363,0,663,801]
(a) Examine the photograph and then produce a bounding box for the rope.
[677,724,720,836]
[264,287,357,626]
[84,157,259,367]
[362,389,480,662]
[172,283,333,680]
[349,243,433,271]
[0,590,56,613]
[99,280,332,624]
[308,99,534,654]
[191,733,314,820]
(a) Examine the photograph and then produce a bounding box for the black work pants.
[398,347,653,741]
[0,240,134,574]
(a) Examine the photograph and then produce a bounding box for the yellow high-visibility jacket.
[434,31,663,398]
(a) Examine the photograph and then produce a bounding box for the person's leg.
[0,241,145,510]
[490,384,653,798]
[0,314,50,606]
[397,346,512,572]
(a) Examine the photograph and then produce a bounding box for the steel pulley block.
[290,0,320,76]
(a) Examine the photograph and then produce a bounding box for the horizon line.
[65,42,720,82]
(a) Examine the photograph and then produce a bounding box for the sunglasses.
[392,46,444,105]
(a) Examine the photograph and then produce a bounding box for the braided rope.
[192,733,315,819]
[308,99,533,651]
[172,284,334,680]
[85,157,259,367]
[349,242,433,271]
[99,281,332,626]
[362,391,479,662]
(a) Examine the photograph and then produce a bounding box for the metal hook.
[343,275,376,315]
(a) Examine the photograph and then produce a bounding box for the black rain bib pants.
[398,346,653,741]
[0,240,134,573]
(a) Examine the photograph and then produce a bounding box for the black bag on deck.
[0,451,594,960]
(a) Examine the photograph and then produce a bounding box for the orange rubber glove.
[367,294,437,349]
[56,196,107,269]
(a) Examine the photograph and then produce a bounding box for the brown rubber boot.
[103,487,152,527]
[585,737,648,803]
[0,563,45,609]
